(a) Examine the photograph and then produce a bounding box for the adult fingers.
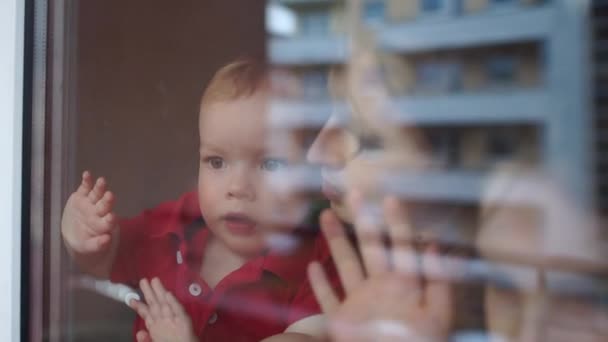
[87,177,107,204]
[422,244,452,322]
[308,261,340,314]
[349,191,389,277]
[384,197,417,276]
[320,209,364,295]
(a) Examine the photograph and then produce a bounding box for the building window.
[421,0,443,12]
[299,11,330,36]
[363,1,386,24]
[486,56,518,86]
[485,128,520,165]
[415,61,462,93]
[301,69,329,99]
[489,0,521,10]
[427,129,459,168]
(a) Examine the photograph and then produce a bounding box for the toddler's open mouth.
[222,212,257,235]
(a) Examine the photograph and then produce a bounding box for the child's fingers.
[140,279,160,313]
[165,291,187,318]
[150,278,172,318]
[99,212,118,233]
[76,171,94,196]
[95,191,115,216]
[136,330,151,342]
[80,234,111,253]
[319,209,364,295]
[87,177,107,204]
[82,212,116,241]
[86,211,117,237]
[308,261,339,314]
[130,299,151,320]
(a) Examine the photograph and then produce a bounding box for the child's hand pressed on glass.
[130,278,198,342]
[61,170,118,254]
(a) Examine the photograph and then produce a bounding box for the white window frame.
[0,0,24,340]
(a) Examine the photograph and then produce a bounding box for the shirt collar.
[149,190,201,240]
[257,231,317,284]
[151,191,316,284]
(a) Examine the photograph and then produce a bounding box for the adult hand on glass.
[308,192,452,342]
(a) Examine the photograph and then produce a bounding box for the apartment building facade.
[269,0,594,247]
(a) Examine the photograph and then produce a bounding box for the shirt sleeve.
[286,234,343,325]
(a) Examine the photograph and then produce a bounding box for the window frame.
[0,0,25,340]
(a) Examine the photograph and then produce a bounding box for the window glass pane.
[31,1,608,342]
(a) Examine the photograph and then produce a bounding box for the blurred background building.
[268,0,597,246]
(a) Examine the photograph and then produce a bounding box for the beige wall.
[381,53,415,95]
[387,0,419,22]
[330,3,347,35]
[464,0,489,13]
[70,1,265,340]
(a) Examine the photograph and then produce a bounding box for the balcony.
[382,169,547,205]
[387,88,553,125]
[378,5,557,53]
[269,36,349,65]
[269,99,347,129]
[276,0,335,4]
[381,170,484,203]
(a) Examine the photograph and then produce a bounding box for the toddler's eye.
[204,156,225,169]
[261,158,287,172]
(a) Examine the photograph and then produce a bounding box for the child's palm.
[61,171,118,254]
[147,314,194,342]
[132,278,198,342]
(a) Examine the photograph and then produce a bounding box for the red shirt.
[111,191,340,342]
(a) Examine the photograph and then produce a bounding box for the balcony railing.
[387,88,553,125]
[378,5,557,53]
[269,36,349,65]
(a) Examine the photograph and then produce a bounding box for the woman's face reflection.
[306,52,428,222]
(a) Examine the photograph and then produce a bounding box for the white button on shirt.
[189,283,202,296]
[208,312,218,325]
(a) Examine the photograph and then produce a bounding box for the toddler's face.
[197,91,307,257]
